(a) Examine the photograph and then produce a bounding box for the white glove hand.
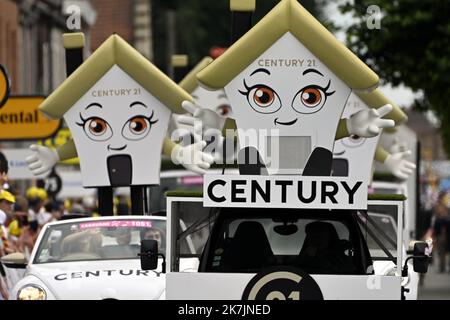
[177,100,223,131]
[171,141,214,175]
[346,104,395,137]
[384,151,416,180]
[26,145,59,176]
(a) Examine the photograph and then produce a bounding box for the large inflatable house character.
[332,89,416,184]
[27,33,213,189]
[196,0,395,176]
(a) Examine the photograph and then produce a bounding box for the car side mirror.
[139,239,159,271]
[411,241,430,274]
[1,252,28,269]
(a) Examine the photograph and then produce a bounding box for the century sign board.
[0,96,61,140]
[204,175,367,210]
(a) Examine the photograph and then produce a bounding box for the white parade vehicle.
[138,175,430,300]
[1,215,197,300]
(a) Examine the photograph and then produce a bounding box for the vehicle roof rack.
[368,194,407,201]
[372,172,403,183]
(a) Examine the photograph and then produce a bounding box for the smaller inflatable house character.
[176,57,233,133]
[332,89,416,183]
[196,0,394,176]
[27,34,213,190]
[172,56,236,162]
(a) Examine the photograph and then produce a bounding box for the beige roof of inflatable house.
[179,57,213,93]
[40,34,192,119]
[356,89,408,125]
[197,0,379,92]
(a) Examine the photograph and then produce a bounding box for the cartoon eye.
[216,104,232,118]
[122,111,158,141]
[239,80,281,114]
[77,116,113,141]
[292,81,335,114]
[342,134,366,148]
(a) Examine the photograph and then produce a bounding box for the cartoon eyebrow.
[250,68,271,76]
[130,101,147,108]
[85,103,103,110]
[302,68,324,77]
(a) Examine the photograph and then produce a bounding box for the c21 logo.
[242,266,323,300]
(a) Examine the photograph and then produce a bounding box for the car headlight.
[17,285,47,300]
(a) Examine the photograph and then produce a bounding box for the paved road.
[418,257,450,300]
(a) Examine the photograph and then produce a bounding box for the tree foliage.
[340,0,450,155]
[152,0,327,71]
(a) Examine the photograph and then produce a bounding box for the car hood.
[25,260,165,300]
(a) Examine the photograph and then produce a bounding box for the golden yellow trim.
[356,89,407,125]
[375,146,389,163]
[162,137,176,157]
[40,34,192,119]
[335,119,349,140]
[172,55,189,68]
[63,33,85,49]
[179,57,213,93]
[384,126,398,134]
[198,0,378,91]
[230,0,256,12]
[56,139,78,161]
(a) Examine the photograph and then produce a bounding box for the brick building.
[0,0,19,92]
[0,0,97,95]
[90,0,153,59]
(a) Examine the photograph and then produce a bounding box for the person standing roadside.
[432,192,450,273]
[0,189,15,300]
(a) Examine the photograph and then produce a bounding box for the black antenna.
[63,32,85,76]
[230,0,256,44]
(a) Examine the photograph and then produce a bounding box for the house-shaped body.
[332,89,407,185]
[39,34,192,188]
[197,0,380,176]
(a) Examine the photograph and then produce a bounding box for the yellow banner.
[0,96,61,140]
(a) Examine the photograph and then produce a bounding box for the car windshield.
[361,212,398,259]
[33,219,166,264]
[201,209,371,275]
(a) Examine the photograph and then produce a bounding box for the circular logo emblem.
[242,266,323,300]
[0,64,11,109]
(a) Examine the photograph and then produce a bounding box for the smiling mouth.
[274,118,298,126]
[333,150,345,156]
[108,145,127,151]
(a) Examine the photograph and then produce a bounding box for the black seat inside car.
[221,221,275,272]
[297,221,348,273]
